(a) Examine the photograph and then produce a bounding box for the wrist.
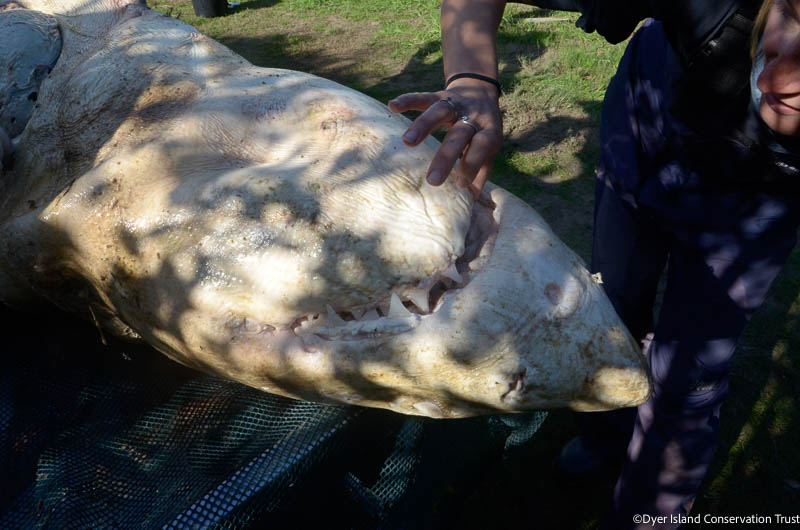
[445,72,501,98]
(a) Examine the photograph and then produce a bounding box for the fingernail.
[403,131,418,144]
[427,170,443,185]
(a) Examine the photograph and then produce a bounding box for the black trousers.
[579,20,800,530]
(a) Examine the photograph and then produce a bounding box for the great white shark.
[0,0,650,417]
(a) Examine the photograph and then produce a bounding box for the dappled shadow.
[0,0,640,425]
[180,2,596,252]
[496,98,601,258]
[684,250,800,522]
[304,4,800,527]
[3,0,797,526]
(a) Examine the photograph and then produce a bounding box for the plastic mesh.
[0,305,546,528]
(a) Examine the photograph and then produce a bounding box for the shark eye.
[0,9,62,137]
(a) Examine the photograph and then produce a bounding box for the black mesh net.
[0,304,547,528]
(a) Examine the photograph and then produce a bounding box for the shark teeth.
[326,304,346,326]
[297,315,320,332]
[403,286,430,313]
[362,309,380,321]
[442,263,462,283]
[290,269,469,338]
[388,292,413,318]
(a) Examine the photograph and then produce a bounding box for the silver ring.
[458,115,479,133]
[439,97,459,121]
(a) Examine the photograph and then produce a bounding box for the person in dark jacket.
[389,1,799,528]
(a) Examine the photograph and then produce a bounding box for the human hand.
[388,78,502,197]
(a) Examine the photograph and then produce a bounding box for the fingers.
[388,92,441,113]
[389,87,503,192]
[390,93,462,148]
[443,129,499,197]
[458,130,498,184]
[471,161,494,196]
[426,121,478,185]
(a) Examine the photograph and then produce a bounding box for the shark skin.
[0,0,651,418]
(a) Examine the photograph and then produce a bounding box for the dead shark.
[0,0,650,417]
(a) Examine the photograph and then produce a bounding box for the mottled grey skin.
[0,0,652,417]
[0,8,62,137]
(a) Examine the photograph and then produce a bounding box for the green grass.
[150,1,800,526]
[498,10,621,104]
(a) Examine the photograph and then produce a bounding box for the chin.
[759,99,800,137]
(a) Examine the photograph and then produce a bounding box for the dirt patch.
[232,14,444,98]
[497,99,599,258]
[236,17,397,85]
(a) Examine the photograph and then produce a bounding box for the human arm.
[388,0,742,193]
[388,0,507,195]
[386,0,645,194]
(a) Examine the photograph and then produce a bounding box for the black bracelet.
[445,73,502,96]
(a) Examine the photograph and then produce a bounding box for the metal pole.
[191,0,227,17]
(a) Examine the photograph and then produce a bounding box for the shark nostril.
[545,283,563,304]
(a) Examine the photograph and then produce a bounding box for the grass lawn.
[153,1,800,527]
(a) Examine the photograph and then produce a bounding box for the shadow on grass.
[489,99,601,261]
[230,0,282,12]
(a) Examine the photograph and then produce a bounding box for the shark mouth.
[225,199,498,349]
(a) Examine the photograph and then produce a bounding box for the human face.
[757,0,800,136]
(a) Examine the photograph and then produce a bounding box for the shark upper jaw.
[219,195,497,349]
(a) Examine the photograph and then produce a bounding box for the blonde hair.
[752,0,774,59]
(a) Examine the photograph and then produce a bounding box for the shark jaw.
[173,187,651,418]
